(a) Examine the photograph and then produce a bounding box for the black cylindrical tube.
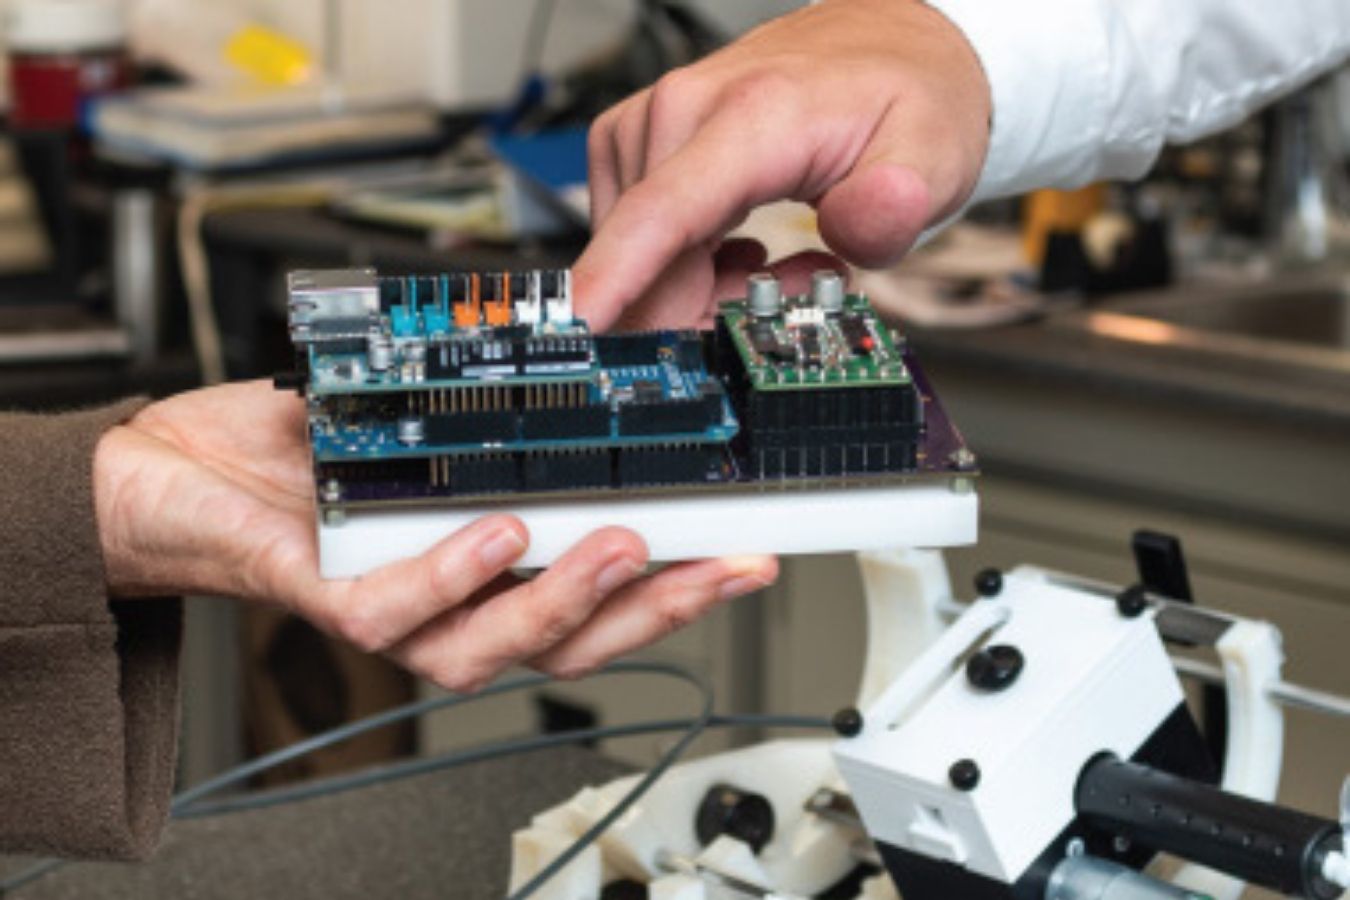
[1075,756,1344,900]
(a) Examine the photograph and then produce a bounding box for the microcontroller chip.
[632,379,664,404]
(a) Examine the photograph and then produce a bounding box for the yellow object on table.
[224,24,313,87]
[1022,184,1108,267]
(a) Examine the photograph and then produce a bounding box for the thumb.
[815,161,933,270]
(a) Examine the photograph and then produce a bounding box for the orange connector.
[454,273,483,328]
[484,273,513,326]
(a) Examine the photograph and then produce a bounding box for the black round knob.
[966,644,1025,692]
[695,784,776,854]
[1116,585,1149,618]
[974,568,1004,598]
[600,880,648,900]
[832,706,864,738]
[949,759,981,792]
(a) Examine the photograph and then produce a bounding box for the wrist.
[94,424,151,597]
[93,422,227,599]
[94,417,271,601]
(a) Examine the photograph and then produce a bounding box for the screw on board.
[949,448,978,471]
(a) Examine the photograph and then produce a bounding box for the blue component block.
[422,307,451,336]
[390,306,418,337]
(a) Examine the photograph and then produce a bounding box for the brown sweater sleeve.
[0,400,181,861]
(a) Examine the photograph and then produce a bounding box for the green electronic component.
[719,294,911,391]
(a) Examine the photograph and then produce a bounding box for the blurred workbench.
[0,748,628,900]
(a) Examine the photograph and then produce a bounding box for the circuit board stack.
[284,267,972,518]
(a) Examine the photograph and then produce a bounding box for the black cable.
[506,662,714,899]
[0,662,729,896]
[176,714,831,819]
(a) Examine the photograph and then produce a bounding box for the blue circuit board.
[288,267,960,509]
[305,271,599,396]
[309,336,739,462]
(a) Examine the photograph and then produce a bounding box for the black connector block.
[447,455,518,494]
[595,333,665,368]
[520,405,612,441]
[675,330,707,371]
[618,446,725,487]
[523,451,611,492]
[425,411,517,445]
[754,442,918,479]
[732,381,923,479]
[618,399,717,437]
[378,277,403,312]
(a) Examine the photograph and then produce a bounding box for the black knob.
[695,784,776,854]
[966,644,1025,692]
[1116,585,1149,618]
[600,880,648,900]
[832,707,864,738]
[950,759,981,792]
[974,568,1004,598]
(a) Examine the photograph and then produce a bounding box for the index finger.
[574,97,814,331]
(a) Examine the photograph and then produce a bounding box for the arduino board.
[283,267,979,573]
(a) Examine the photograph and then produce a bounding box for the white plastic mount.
[318,481,978,578]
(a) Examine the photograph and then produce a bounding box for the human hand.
[92,381,777,690]
[575,0,990,331]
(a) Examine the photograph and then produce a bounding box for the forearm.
[930,0,1350,201]
[0,400,181,860]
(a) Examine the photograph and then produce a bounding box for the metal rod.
[1171,657,1350,719]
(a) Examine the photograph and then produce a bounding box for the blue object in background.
[489,127,590,227]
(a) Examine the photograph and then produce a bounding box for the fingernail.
[479,527,526,570]
[718,575,768,602]
[596,557,643,596]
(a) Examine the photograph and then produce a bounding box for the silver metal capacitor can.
[747,273,784,318]
[368,335,395,371]
[397,416,425,446]
[811,270,845,315]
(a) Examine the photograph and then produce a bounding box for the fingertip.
[755,554,781,585]
[425,514,529,580]
[724,554,780,585]
[586,525,651,566]
[572,254,621,332]
[480,517,530,569]
[817,162,931,269]
[494,513,530,543]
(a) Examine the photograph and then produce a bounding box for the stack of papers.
[91,84,442,171]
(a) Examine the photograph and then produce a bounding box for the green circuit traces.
[720,294,911,391]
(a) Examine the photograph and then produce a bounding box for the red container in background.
[8,0,131,130]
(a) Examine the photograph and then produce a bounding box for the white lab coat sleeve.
[924,0,1350,204]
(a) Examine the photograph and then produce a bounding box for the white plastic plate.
[318,482,978,578]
